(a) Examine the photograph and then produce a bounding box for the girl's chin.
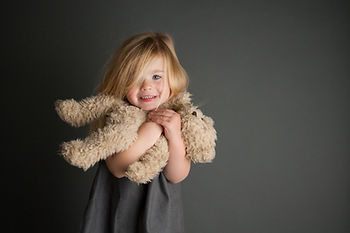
[140,106,157,111]
[138,99,162,110]
[135,102,154,110]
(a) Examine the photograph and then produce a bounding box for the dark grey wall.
[3,0,349,233]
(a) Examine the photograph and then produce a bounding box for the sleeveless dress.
[79,160,185,233]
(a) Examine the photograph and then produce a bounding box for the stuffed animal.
[55,92,217,184]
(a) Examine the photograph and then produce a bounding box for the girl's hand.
[148,109,182,142]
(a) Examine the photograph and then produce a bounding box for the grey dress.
[79,160,185,233]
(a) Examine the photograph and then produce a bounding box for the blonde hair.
[90,32,189,131]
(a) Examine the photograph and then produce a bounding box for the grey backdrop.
[3,0,349,233]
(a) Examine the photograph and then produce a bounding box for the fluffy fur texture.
[55,92,217,184]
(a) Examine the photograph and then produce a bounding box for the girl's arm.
[105,121,163,178]
[148,109,191,184]
[163,134,191,184]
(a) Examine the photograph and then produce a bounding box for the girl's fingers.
[149,114,171,123]
[148,109,180,128]
[148,112,173,121]
[149,110,174,118]
[148,109,182,140]
[150,118,171,129]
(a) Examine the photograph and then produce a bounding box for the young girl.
[80,32,190,233]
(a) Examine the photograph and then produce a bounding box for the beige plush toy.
[55,91,216,184]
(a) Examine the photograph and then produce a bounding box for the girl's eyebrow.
[151,69,164,73]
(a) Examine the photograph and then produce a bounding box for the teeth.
[141,96,155,99]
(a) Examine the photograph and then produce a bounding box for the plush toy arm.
[55,94,120,127]
[181,107,217,163]
[125,135,169,184]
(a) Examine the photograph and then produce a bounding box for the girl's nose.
[142,85,151,91]
[141,80,152,91]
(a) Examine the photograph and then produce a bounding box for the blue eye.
[152,74,161,80]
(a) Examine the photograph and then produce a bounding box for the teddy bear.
[55,91,217,184]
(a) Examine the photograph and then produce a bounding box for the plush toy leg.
[125,135,169,184]
[60,122,139,171]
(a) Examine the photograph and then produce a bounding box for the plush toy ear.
[181,107,217,163]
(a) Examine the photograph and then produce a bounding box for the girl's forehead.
[145,56,164,70]
[139,55,166,75]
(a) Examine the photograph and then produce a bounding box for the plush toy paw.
[60,139,93,171]
[125,136,169,184]
[55,99,84,127]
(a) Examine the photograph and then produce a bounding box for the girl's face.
[126,56,170,111]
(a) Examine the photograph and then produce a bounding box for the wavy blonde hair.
[90,32,189,131]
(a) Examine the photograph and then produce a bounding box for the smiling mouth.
[140,95,157,101]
